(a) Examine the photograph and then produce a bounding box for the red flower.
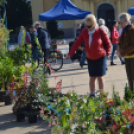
[122,109,133,116]
[45,62,51,68]
[56,80,62,92]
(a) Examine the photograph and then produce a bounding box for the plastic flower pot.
[0,91,6,102]
[4,95,12,105]
[28,114,37,123]
[16,113,25,122]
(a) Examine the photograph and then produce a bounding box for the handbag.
[99,28,107,50]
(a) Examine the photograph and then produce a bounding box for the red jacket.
[68,27,111,60]
[111,26,119,44]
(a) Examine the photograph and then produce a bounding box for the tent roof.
[128,6,134,16]
[39,0,91,21]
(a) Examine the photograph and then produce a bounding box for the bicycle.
[37,43,63,71]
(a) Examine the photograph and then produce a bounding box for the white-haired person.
[98,18,111,38]
[18,26,31,46]
[117,13,134,102]
[66,14,111,96]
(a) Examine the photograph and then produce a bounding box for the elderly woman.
[117,13,134,101]
[67,14,111,96]
[98,18,111,38]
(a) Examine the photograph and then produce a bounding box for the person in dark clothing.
[33,21,50,64]
[69,39,83,62]
[79,23,87,68]
[29,26,41,62]
[30,26,38,62]
[33,21,51,74]
[110,20,125,65]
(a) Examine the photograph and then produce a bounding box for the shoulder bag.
[99,28,107,50]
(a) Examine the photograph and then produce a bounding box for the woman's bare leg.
[89,77,97,94]
[97,76,105,90]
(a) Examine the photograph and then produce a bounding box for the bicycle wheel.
[49,51,63,71]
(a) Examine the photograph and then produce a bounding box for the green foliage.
[46,20,59,39]
[33,69,50,96]
[124,83,133,102]
[0,57,14,85]
[12,65,28,82]
[112,88,121,106]
[0,19,10,53]
[6,47,26,66]
[41,88,134,134]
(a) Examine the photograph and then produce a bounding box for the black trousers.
[125,58,134,95]
[42,49,50,64]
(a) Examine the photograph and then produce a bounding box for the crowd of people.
[67,12,134,101]
[74,16,127,68]
[17,12,134,102]
[18,22,51,74]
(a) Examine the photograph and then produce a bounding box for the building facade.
[31,0,134,38]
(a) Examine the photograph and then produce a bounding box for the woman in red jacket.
[66,14,111,96]
[110,21,125,65]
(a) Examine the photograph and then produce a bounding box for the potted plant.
[14,95,27,122]
[0,57,14,103]
[26,75,48,123]
[7,78,28,122]
[6,47,26,66]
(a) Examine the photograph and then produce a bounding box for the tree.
[46,20,59,39]
[6,0,32,31]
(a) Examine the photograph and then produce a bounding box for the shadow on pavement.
[0,113,51,134]
[51,71,88,78]
[54,67,88,73]
[62,84,87,89]
[26,131,51,134]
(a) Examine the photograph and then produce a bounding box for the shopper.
[79,23,87,68]
[98,18,110,70]
[33,22,50,64]
[117,13,134,101]
[98,18,111,38]
[29,26,41,62]
[18,26,31,46]
[33,21,51,74]
[110,21,125,65]
[66,14,111,96]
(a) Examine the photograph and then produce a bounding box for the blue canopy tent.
[128,6,134,17]
[39,0,91,21]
